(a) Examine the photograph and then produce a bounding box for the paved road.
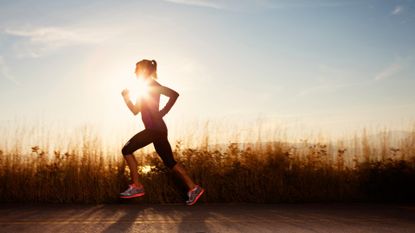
[0,203,414,233]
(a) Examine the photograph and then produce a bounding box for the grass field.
[0,123,415,204]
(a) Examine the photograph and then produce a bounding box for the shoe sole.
[120,192,145,199]
[186,188,205,206]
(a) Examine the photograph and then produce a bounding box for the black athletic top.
[140,80,168,132]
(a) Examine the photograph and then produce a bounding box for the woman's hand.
[121,89,130,100]
[122,88,141,115]
[159,109,167,118]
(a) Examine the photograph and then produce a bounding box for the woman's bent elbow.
[132,108,140,115]
[174,92,179,99]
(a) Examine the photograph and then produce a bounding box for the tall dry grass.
[0,123,415,204]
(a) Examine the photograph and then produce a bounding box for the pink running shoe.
[120,184,145,199]
[186,185,205,205]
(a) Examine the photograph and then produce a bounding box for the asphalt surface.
[0,203,414,233]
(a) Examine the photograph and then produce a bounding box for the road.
[0,203,414,233]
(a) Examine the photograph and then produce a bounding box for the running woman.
[120,59,204,205]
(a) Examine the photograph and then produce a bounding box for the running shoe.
[120,184,145,198]
[186,185,205,205]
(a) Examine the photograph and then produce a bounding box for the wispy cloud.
[296,64,369,97]
[265,0,361,9]
[2,26,108,58]
[391,5,403,15]
[374,62,402,81]
[163,0,224,9]
[162,0,357,10]
[4,27,99,44]
[296,82,358,97]
[0,56,19,85]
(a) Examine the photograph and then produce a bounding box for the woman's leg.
[123,155,142,188]
[153,131,196,190]
[171,163,196,190]
[122,129,154,188]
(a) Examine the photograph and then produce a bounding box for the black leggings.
[121,129,177,169]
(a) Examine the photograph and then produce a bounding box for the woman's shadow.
[101,204,144,233]
[175,182,212,233]
[177,205,213,233]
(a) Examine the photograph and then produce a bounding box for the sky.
[1,0,415,143]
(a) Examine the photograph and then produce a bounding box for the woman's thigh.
[153,131,177,168]
[122,129,156,155]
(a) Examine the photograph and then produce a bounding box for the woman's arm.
[158,85,179,117]
[122,89,141,115]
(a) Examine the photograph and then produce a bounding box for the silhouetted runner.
[120,59,204,205]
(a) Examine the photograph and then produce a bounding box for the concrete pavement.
[0,203,414,232]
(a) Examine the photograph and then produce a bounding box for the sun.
[128,77,151,101]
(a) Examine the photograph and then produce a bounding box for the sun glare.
[139,165,154,174]
[128,77,150,101]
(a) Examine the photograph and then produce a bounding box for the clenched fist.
[121,89,130,100]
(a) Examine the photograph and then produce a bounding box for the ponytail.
[151,60,157,79]
[151,60,157,70]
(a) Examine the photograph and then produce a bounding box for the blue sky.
[1,0,415,140]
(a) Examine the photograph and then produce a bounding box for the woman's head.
[135,59,157,80]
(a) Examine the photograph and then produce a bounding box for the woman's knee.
[164,159,177,169]
[154,144,176,168]
[121,145,132,156]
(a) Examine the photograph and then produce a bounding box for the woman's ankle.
[132,182,144,189]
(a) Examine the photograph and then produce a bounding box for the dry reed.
[0,124,414,204]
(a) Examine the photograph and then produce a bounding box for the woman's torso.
[140,80,167,132]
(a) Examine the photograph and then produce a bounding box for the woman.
[120,59,204,205]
